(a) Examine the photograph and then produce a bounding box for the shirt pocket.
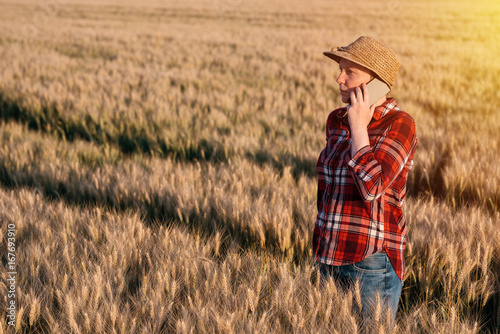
[323,129,349,164]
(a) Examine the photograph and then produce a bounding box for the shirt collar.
[372,98,397,120]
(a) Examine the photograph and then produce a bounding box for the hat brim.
[323,51,343,64]
[323,50,392,89]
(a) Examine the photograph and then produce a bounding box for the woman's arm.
[346,115,417,202]
[346,84,417,202]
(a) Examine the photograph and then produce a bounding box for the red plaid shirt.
[313,98,417,281]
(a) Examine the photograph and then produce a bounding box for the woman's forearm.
[350,125,370,157]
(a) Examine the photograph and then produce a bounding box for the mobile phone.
[347,78,390,106]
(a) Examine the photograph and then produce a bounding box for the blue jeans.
[316,252,401,329]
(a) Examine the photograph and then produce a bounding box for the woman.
[313,36,417,328]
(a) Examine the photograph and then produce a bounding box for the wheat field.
[0,0,499,333]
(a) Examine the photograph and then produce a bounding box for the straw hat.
[323,36,400,88]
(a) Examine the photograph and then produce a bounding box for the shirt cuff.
[347,145,372,170]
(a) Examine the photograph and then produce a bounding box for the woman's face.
[336,58,373,103]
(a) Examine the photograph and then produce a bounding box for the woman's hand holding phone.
[345,79,389,156]
[347,83,376,156]
[347,83,376,131]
